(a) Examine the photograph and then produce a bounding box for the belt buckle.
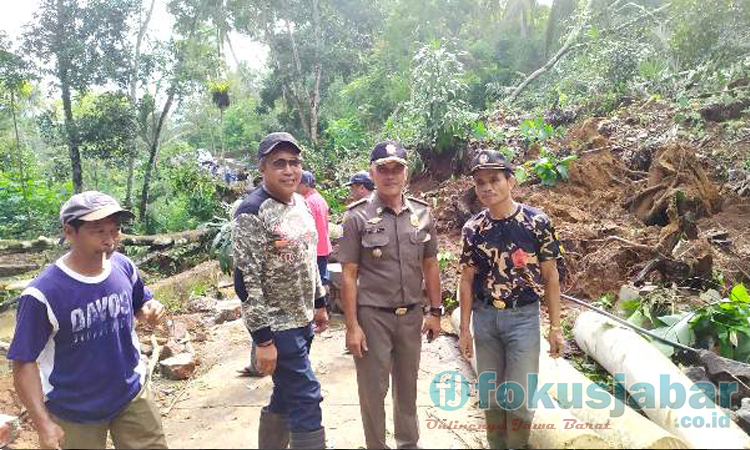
[395,307,408,316]
[492,300,506,310]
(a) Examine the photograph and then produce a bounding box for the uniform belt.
[368,304,420,316]
[487,296,538,310]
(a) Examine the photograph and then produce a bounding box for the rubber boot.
[485,408,509,449]
[258,407,290,449]
[289,427,326,449]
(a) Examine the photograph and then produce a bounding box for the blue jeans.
[317,256,330,286]
[267,323,323,433]
[473,301,540,449]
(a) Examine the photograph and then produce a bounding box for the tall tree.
[231,0,379,145]
[125,0,157,209]
[137,0,220,221]
[25,0,137,193]
[0,33,36,207]
[545,0,578,58]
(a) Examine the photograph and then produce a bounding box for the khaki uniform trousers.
[354,305,423,449]
[51,378,168,449]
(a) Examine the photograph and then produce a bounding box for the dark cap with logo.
[370,141,407,166]
[344,171,374,190]
[258,132,301,158]
[300,170,315,186]
[60,191,134,225]
[469,150,514,174]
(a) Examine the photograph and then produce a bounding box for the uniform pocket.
[362,232,389,248]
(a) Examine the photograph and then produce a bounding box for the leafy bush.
[516,148,577,186]
[389,40,477,157]
[690,284,750,362]
[0,171,72,239]
[519,117,558,144]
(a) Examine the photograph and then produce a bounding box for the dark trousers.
[267,323,323,433]
[317,255,330,286]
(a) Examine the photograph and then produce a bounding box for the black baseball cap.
[344,171,374,190]
[469,150,514,174]
[258,132,301,158]
[370,141,407,166]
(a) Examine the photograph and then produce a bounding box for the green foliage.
[75,92,137,160]
[0,172,72,239]
[516,147,577,187]
[437,251,456,272]
[519,117,559,143]
[389,40,477,160]
[690,284,750,362]
[209,217,233,276]
[443,296,458,311]
[670,0,750,69]
[142,157,224,234]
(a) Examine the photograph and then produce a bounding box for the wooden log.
[539,341,687,449]
[119,228,213,248]
[0,263,40,278]
[0,236,58,253]
[450,308,610,449]
[0,229,215,254]
[574,311,750,449]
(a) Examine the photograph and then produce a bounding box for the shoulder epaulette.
[346,198,368,210]
[407,196,430,207]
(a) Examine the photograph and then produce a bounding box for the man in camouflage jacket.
[233,132,329,449]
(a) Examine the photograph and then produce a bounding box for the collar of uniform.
[372,192,411,216]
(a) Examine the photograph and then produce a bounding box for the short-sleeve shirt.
[303,189,333,257]
[7,252,150,423]
[339,194,438,307]
[459,204,561,306]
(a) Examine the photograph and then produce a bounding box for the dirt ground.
[153,315,485,449]
[0,313,485,449]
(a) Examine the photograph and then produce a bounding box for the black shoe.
[236,365,266,377]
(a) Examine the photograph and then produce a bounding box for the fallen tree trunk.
[0,237,58,253]
[574,311,750,449]
[539,340,687,449]
[450,308,610,449]
[0,263,40,278]
[1,229,215,254]
[119,228,213,248]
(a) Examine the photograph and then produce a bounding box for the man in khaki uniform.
[339,141,442,449]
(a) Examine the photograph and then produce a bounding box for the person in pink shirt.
[298,171,333,286]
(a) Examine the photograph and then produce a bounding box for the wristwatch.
[425,306,444,317]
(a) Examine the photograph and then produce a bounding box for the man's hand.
[314,307,329,333]
[137,300,166,326]
[422,314,441,342]
[37,419,64,449]
[346,324,368,358]
[548,329,564,358]
[459,328,474,360]
[255,343,278,375]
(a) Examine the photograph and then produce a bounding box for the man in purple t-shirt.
[8,191,168,449]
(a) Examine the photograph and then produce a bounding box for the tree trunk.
[139,90,175,221]
[126,0,157,209]
[10,91,29,216]
[448,308,609,449]
[55,0,82,193]
[574,312,750,449]
[538,340,687,449]
[125,155,136,209]
[60,65,82,193]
